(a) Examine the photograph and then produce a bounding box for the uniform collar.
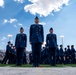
[19,33,24,34]
[35,23,39,25]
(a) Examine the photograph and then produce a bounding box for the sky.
[0,0,76,51]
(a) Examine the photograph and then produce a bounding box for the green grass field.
[0,64,76,67]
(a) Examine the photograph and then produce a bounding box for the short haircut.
[35,16,39,20]
[50,27,53,30]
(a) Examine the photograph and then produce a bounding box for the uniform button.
[36,33,38,35]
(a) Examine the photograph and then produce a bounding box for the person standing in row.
[29,16,44,67]
[15,27,27,66]
[59,45,64,64]
[46,28,57,66]
[2,41,11,64]
[71,45,75,64]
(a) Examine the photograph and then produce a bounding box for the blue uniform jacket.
[15,33,27,48]
[29,24,44,43]
[46,33,57,48]
[6,45,11,55]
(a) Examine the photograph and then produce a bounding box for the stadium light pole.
[60,35,64,49]
[8,34,13,41]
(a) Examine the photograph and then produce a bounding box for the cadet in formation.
[46,28,57,66]
[2,41,11,64]
[15,27,27,66]
[29,16,44,67]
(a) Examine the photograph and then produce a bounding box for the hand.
[30,42,32,45]
[24,47,26,52]
[42,42,44,45]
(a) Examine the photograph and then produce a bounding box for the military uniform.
[9,44,14,64]
[59,45,64,64]
[30,23,44,67]
[2,43,11,64]
[71,45,75,64]
[64,48,68,64]
[46,32,57,66]
[11,46,16,64]
[67,46,71,64]
[15,32,27,65]
[23,51,27,64]
[56,46,60,64]
[41,47,49,64]
[29,52,33,64]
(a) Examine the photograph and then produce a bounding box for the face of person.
[71,46,74,48]
[65,48,66,50]
[13,47,16,49]
[20,29,24,33]
[50,30,53,33]
[68,46,70,48]
[35,19,39,24]
[8,42,11,45]
[60,46,62,48]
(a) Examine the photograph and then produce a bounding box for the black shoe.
[36,65,39,67]
[32,65,36,67]
[52,64,56,66]
[16,64,22,66]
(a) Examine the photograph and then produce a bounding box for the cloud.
[14,25,17,28]
[14,0,24,3]
[0,0,4,7]
[24,0,69,17]
[18,23,29,30]
[8,34,13,37]
[10,19,17,23]
[39,22,46,26]
[3,19,17,24]
[15,23,24,28]
[1,37,7,41]
[3,19,8,24]
[18,23,23,26]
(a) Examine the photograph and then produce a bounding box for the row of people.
[29,45,76,65]
[41,45,76,64]
[1,42,76,65]
[57,45,76,64]
[1,16,57,66]
[1,16,76,67]
[1,41,27,64]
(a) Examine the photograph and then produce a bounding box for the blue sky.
[0,0,76,51]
